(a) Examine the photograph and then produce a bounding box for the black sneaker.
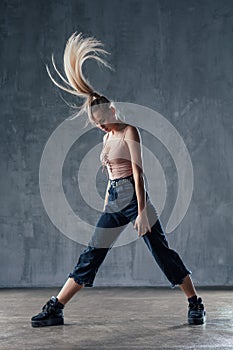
[31,296,64,327]
[188,297,206,325]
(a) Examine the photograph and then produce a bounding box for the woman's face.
[92,106,117,132]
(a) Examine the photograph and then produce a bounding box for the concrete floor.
[0,288,232,350]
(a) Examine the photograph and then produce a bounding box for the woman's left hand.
[134,211,151,237]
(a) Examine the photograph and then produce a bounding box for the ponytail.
[45,32,114,125]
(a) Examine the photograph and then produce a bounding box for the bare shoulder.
[125,125,141,143]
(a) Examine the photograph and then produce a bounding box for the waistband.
[109,174,134,187]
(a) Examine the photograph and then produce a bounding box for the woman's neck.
[110,122,127,136]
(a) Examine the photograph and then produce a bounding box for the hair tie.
[90,91,100,98]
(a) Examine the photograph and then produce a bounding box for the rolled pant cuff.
[170,270,192,289]
[68,273,94,288]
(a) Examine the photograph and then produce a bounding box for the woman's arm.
[103,180,110,211]
[102,133,110,211]
[125,125,151,236]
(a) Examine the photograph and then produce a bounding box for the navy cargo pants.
[68,175,191,288]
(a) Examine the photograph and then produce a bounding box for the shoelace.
[189,301,204,311]
[196,303,204,311]
[42,300,55,314]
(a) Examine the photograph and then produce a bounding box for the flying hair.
[45,32,114,126]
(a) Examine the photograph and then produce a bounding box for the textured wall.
[1,0,233,287]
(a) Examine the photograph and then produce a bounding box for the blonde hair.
[45,32,114,127]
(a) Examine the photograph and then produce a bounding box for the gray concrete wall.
[1,0,233,287]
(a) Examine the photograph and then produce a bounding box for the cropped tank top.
[100,125,133,180]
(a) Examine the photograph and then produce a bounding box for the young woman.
[31,32,206,327]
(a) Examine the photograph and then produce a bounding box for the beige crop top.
[100,125,133,180]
